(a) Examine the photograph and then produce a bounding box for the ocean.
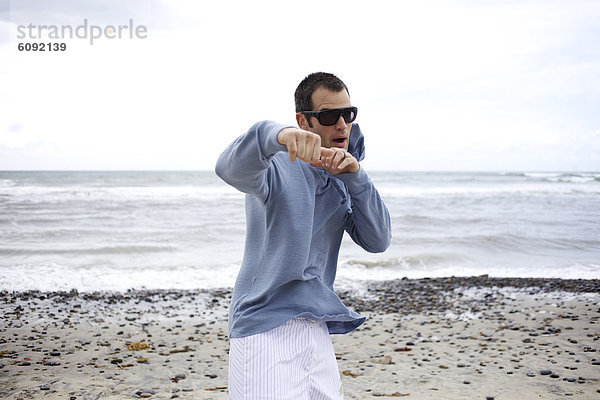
[1,170,599,292]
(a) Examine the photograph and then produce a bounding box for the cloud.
[8,122,23,133]
[0,121,41,149]
[0,0,599,171]
[8,0,171,26]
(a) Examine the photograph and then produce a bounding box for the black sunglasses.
[302,106,358,126]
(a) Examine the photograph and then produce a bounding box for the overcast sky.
[0,0,599,171]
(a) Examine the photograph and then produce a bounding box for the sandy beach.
[1,276,599,399]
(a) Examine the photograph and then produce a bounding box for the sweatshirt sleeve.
[336,168,392,253]
[215,120,291,203]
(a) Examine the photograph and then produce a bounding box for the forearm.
[337,168,392,253]
[215,121,290,200]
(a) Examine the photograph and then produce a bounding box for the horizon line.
[1,169,599,174]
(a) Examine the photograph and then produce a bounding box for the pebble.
[373,355,392,364]
[3,279,599,400]
[540,370,552,375]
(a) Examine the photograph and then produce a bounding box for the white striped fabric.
[228,318,344,400]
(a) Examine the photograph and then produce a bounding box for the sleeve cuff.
[261,121,292,157]
[335,167,371,195]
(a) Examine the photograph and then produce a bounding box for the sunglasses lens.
[342,107,357,123]
[318,110,340,126]
[315,107,358,126]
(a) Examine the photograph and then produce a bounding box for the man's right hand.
[277,128,322,163]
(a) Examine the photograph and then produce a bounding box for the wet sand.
[1,276,599,399]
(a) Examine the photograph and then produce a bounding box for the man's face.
[300,87,352,150]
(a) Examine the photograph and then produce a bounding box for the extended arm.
[215,121,326,202]
[337,169,392,253]
[215,121,290,202]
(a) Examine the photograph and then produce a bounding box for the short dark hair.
[294,72,349,113]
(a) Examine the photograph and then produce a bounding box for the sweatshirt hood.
[348,123,365,162]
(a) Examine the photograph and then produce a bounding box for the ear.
[296,112,309,130]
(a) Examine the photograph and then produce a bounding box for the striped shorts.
[228,318,344,400]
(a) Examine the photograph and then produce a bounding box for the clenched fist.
[277,128,322,163]
[278,128,359,175]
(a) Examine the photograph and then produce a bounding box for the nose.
[335,114,347,130]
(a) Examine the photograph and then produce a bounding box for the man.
[215,72,391,399]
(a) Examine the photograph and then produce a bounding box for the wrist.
[336,166,369,194]
[277,128,293,145]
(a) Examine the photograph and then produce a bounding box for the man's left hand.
[310,147,359,175]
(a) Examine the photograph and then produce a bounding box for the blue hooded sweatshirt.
[215,121,392,338]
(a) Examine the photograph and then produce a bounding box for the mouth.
[331,137,347,148]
